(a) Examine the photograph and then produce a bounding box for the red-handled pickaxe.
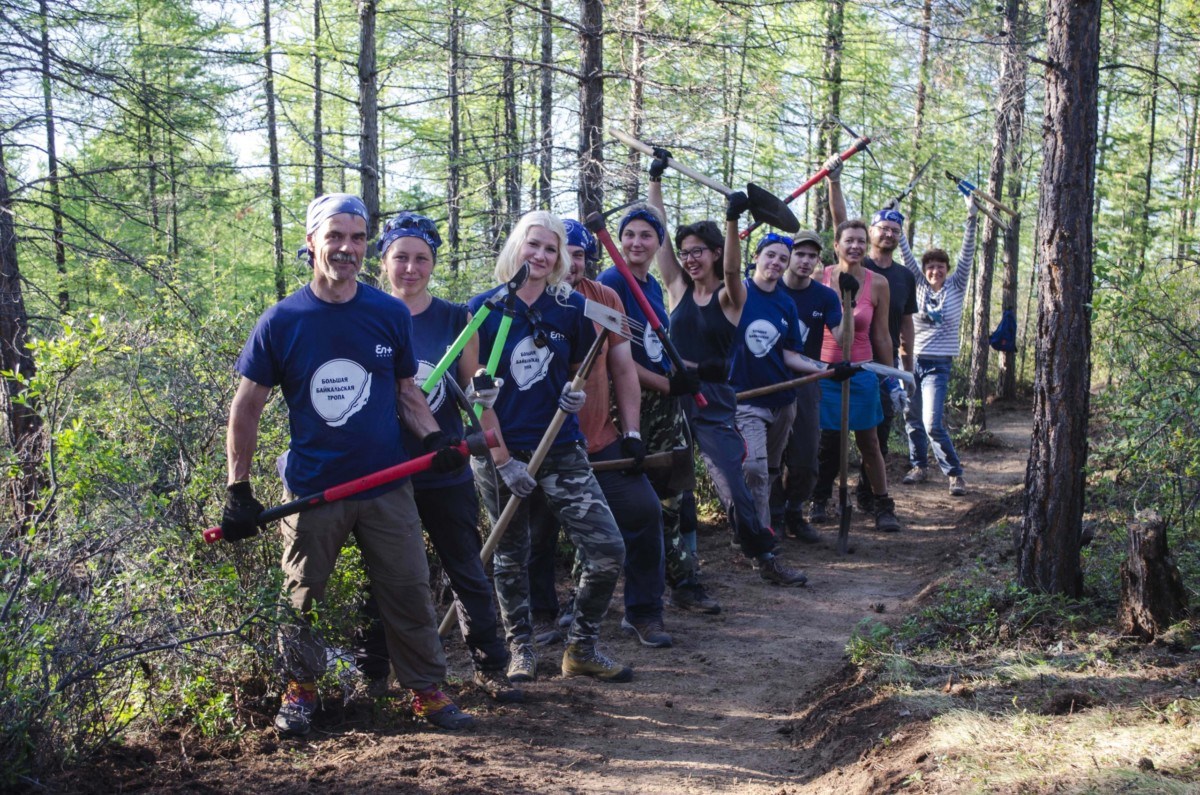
[203,430,501,543]
[584,211,708,409]
[740,132,873,240]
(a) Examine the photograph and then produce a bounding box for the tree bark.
[624,0,646,204]
[0,137,43,526]
[313,0,324,196]
[502,5,520,227]
[1118,512,1189,641]
[1137,0,1163,270]
[263,0,285,299]
[538,0,553,210]
[39,0,67,313]
[906,0,932,242]
[1018,0,1101,597]
[446,0,462,272]
[577,0,604,218]
[358,0,380,241]
[997,0,1029,400]
[816,0,844,234]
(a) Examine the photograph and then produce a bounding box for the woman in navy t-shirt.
[468,210,632,684]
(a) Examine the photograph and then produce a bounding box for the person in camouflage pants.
[638,389,699,591]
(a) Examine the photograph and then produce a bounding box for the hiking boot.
[532,616,564,647]
[949,476,967,496]
[670,583,722,615]
[473,668,524,703]
[902,466,928,485]
[873,495,903,533]
[809,500,831,524]
[507,642,537,683]
[855,484,875,512]
[365,675,390,699]
[562,642,633,682]
[755,554,808,587]
[411,687,476,730]
[785,512,820,544]
[620,616,673,648]
[274,680,317,737]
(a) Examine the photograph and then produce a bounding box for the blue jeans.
[905,355,963,477]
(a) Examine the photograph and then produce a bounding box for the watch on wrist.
[624,431,642,440]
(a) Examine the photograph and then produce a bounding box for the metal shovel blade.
[747,182,800,233]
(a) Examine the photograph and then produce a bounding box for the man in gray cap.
[220,194,476,736]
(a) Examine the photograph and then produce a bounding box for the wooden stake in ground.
[1118,511,1189,640]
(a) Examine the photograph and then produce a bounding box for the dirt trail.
[79,406,1033,794]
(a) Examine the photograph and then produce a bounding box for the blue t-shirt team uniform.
[467,286,597,451]
[403,297,473,490]
[236,283,418,500]
[778,279,843,361]
[729,279,804,410]
[597,266,670,376]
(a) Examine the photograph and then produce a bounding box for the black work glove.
[838,272,860,304]
[697,357,729,383]
[726,190,750,221]
[667,368,701,397]
[649,147,672,182]
[830,361,856,382]
[620,433,646,474]
[423,430,467,474]
[221,481,265,543]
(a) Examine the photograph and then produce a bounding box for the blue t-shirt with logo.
[778,278,843,361]
[403,297,473,491]
[729,279,803,409]
[597,266,670,376]
[467,285,597,451]
[236,282,418,499]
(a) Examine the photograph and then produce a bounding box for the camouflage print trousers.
[638,389,700,589]
[472,442,624,646]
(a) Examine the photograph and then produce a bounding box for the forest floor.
[45,403,1200,793]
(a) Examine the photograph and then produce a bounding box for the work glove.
[838,272,860,304]
[221,481,265,543]
[829,361,856,383]
[496,457,538,498]
[649,147,672,182]
[620,433,646,475]
[822,152,844,182]
[725,191,750,221]
[423,430,467,474]
[465,369,503,410]
[667,368,701,397]
[697,357,729,383]
[883,376,906,414]
[964,194,978,217]
[558,383,587,414]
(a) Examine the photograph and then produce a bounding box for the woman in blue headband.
[645,151,808,587]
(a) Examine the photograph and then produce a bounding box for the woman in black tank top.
[645,167,807,587]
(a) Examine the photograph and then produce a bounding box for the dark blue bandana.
[618,208,666,245]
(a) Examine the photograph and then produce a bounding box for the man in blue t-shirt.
[220,194,474,737]
[774,230,843,542]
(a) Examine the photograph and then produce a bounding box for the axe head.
[583,299,635,340]
[747,183,800,233]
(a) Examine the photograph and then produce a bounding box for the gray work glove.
[964,194,978,217]
[558,383,587,414]
[465,370,504,410]
[822,153,844,182]
[496,457,537,498]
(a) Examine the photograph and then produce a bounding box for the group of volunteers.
[217,146,979,738]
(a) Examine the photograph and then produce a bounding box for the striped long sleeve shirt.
[897,212,978,357]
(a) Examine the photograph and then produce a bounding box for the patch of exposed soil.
[45,407,1035,794]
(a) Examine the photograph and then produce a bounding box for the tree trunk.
[0,137,43,526]
[538,0,553,210]
[1118,512,1189,641]
[358,0,380,241]
[577,0,604,218]
[624,0,646,204]
[998,0,1029,400]
[446,0,462,272]
[313,0,324,196]
[906,0,932,242]
[39,0,67,313]
[501,5,520,227]
[816,0,844,234]
[263,0,285,299]
[1017,0,1101,597]
[1137,0,1162,270]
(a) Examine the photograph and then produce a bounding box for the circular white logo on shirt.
[509,335,555,390]
[744,319,781,358]
[643,323,664,363]
[415,360,446,413]
[310,358,372,427]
